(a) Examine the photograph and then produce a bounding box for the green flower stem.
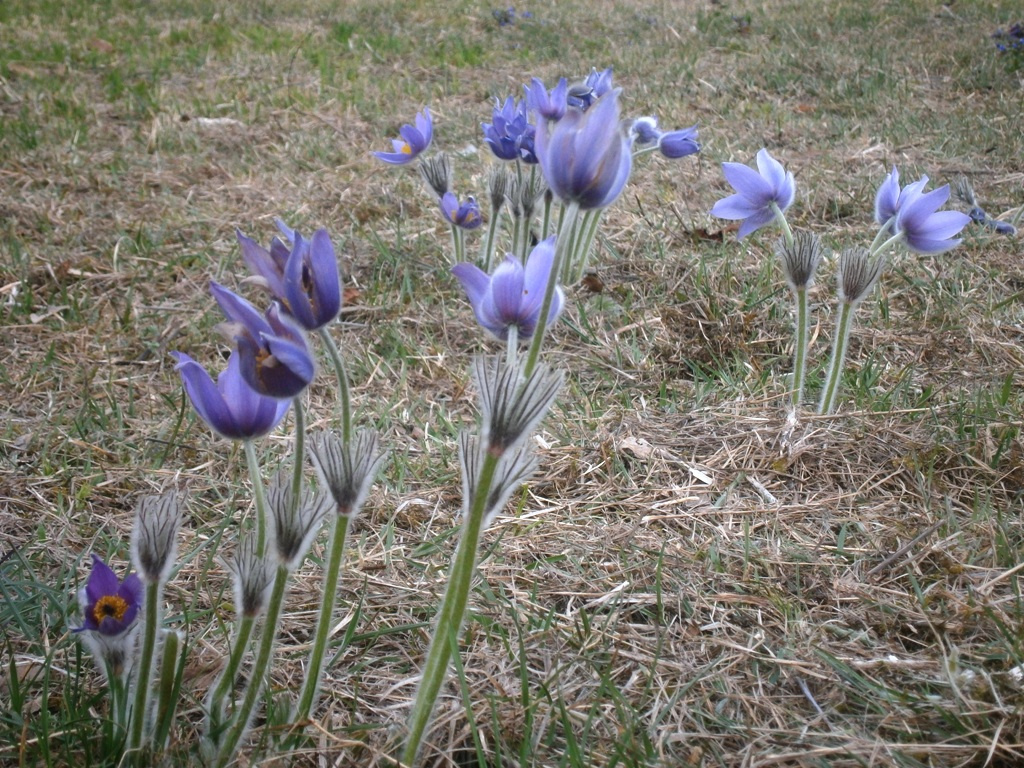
[127,580,161,756]
[317,327,353,445]
[205,614,256,742]
[291,513,351,729]
[243,441,269,558]
[215,564,290,768]
[770,202,795,248]
[106,659,129,732]
[401,450,500,766]
[869,228,905,259]
[540,191,554,241]
[526,203,580,377]
[572,208,603,284]
[818,300,856,414]
[506,325,518,368]
[290,396,306,518]
[480,205,503,271]
[791,286,809,409]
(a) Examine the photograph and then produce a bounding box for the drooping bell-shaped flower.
[535,88,632,210]
[210,282,315,399]
[173,350,291,440]
[372,107,433,165]
[710,148,796,239]
[452,235,564,341]
[893,185,971,254]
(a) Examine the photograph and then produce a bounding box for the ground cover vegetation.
[2,0,1024,765]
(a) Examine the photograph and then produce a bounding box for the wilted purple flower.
[535,89,632,210]
[452,235,564,341]
[74,555,142,637]
[173,349,290,440]
[524,77,567,121]
[440,192,483,230]
[482,97,537,163]
[893,184,971,254]
[710,149,796,238]
[210,282,315,399]
[239,223,341,331]
[372,107,433,165]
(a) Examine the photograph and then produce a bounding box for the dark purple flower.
[74,555,142,637]
[211,282,315,399]
[710,148,795,238]
[535,89,632,210]
[893,184,971,254]
[372,107,433,165]
[239,222,341,331]
[452,235,564,341]
[525,77,568,122]
[482,97,537,163]
[173,349,290,440]
[440,192,483,230]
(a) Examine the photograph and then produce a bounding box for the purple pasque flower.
[210,282,315,399]
[372,107,433,165]
[452,235,564,341]
[710,148,796,238]
[74,554,142,637]
[535,88,632,210]
[239,222,341,331]
[630,117,700,159]
[893,184,971,254]
[873,167,929,232]
[524,77,568,121]
[440,192,483,230]
[567,67,614,110]
[172,349,290,440]
[482,97,538,163]
[658,125,700,159]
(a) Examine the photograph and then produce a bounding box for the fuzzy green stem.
[770,201,795,248]
[401,450,499,766]
[526,203,579,377]
[317,327,352,444]
[290,513,351,730]
[791,286,809,409]
[480,205,503,271]
[572,209,603,284]
[127,580,161,756]
[290,397,306,518]
[243,441,269,558]
[205,614,256,743]
[540,191,554,241]
[870,228,905,259]
[506,325,518,369]
[214,565,290,768]
[818,300,856,414]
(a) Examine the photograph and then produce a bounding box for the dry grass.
[2,0,1024,766]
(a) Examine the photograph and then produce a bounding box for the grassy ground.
[2,0,1024,765]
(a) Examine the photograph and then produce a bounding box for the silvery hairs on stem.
[838,247,886,305]
[224,531,274,618]
[308,429,388,520]
[458,430,539,529]
[265,473,333,571]
[472,355,564,457]
[419,152,452,198]
[777,230,824,292]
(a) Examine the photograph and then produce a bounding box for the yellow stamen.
[401,143,412,154]
[93,595,129,625]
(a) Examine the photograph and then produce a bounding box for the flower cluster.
[993,23,1024,71]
